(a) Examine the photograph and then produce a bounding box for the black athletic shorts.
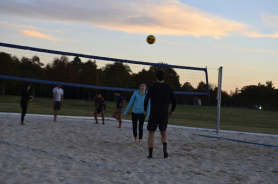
[147,116,168,132]
[54,101,61,111]
[96,106,106,114]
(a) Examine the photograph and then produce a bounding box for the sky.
[0,0,277,92]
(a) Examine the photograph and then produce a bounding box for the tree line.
[0,52,277,108]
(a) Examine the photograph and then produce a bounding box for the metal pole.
[216,69,220,133]
[216,67,223,134]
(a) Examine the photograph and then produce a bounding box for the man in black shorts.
[53,85,64,122]
[94,92,106,124]
[144,70,177,159]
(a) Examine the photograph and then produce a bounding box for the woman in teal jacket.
[123,82,150,144]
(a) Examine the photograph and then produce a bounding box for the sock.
[163,142,168,158]
[148,148,153,158]
[163,142,167,150]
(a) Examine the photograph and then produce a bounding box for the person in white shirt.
[53,85,64,122]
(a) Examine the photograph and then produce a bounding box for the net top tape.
[0,42,206,71]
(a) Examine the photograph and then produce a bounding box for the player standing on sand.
[20,82,33,125]
[144,70,177,159]
[123,82,150,145]
[94,92,106,124]
[113,91,125,128]
[53,85,64,122]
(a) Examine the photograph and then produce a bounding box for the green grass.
[1,95,278,135]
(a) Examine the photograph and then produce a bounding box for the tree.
[19,56,45,81]
[266,81,274,89]
[81,60,104,99]
[79,60,98,85]
[31,56,44,67]
[133,68,155,89]
[71,56,83,72]
[181,82,194,91]
[148,63,181,91]
[0,52,21,95]
[195,81,210,105]
[196,81,207,92]
[103,62,132,89]
[47,56,78,83]
[236,81,277,109]
[0,52,19,77]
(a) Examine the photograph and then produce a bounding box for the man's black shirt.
[144,82,177,118]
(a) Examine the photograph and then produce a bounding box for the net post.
[216,66,223,134]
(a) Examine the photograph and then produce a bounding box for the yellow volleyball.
[146,35,156,44]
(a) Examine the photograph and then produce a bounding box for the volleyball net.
[0,42,209,95]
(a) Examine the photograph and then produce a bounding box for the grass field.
[0,95,277,135]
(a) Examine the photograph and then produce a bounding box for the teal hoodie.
[123,90,150,120]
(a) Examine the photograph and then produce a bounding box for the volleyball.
[28,96,33,102]
[146,35,156,44]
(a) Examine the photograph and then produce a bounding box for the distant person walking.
[144,70,177,159]
[113,91,125,128]
[20,82,33,125]
[123,82,150,145]
[94,92,106,124]
[53,85,64,122]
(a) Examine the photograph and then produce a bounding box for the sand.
[0,113,277,184]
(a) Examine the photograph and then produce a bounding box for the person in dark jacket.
[20,82,33,125]
[144,70,177,159]
[94,92,106,124]
[113,91,126,128]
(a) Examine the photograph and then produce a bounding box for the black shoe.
[102,122,105,125]
[147,155,153,159]
[95,122,98,124]
[163,148,168,158]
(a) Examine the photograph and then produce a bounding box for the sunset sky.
[0,0,277,92]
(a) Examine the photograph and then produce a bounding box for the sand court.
[0,113,277,183]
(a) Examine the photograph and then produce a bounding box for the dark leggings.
[20,103,27,124]
[132,112,145,139]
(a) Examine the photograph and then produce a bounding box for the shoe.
[102,122,105,125]
[95,122,98,124]
[163,148,168,158]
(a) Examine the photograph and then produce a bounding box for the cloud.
[0,20,63,33]
[20,30,59,41]
[261,12,278,27]
[0,21,37,29]
[0,0,277,39]
[244,31,278,38]
[1,21,75,43]
[0,20,60,42]
[221,45,278,53]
